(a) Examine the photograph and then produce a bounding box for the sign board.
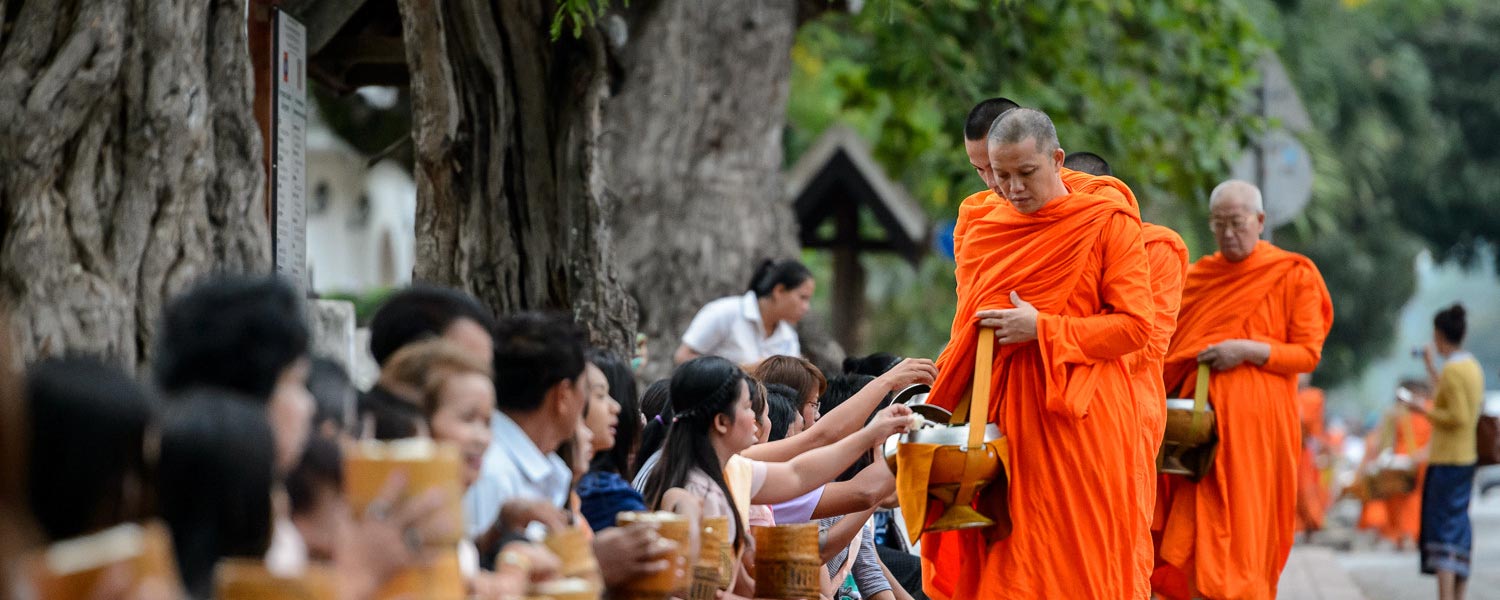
[1259,55,1312,133]
[1231,129,1313,229]
[272,11,308,291]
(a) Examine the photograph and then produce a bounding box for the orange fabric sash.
[1163,241,1321,392]
[930,192,1139,420]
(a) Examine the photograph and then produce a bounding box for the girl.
[640,357,914,596]
[579,351,646,531]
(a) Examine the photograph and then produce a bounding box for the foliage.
[552,0,617,39]
[318,287,396,326]
[788,0,1492,388]
[788,0,1267,364]
[1251,0,1500,388]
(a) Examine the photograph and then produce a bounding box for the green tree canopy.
[787,0,1475,388]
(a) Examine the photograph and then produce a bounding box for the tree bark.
[396,0,636,354]
[601,0,803,380]
[0,0,269,371]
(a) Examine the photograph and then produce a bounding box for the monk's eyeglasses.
[1209,216,1253,232]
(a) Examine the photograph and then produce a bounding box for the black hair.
[25,357,155,542]
[747,259,813,298]
[359,385,422,440]
[154,275,308,401]
[964,97,1021,141]
[641,357,748,549]
[586,350,641,478]
[765,383,801,442]
[1434,303,1467,346]
[748,377,767,419]
[1063,151,1112,176]
[492,312,588,413]
[287,437,343,517]
[819,374,881,423]
[368,285,498,366]
[307,357,355,436]
[819,375,880,482]
[842,353,901,378]
[631,379,673,476]
[156,389,276,599]
[639,378,671,421]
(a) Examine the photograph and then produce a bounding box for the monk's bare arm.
[1035,214,1152,361]
[1260,263,1332,375]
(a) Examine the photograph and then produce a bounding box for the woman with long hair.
[579,351,648,531]
[639,357,913,552]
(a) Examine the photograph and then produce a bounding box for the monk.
[1294,374,1331,536]
[1152,180,1334,600]
[1064,151,1189,600]
[1357,380,1432,550]
[917,108,1153,599]
[953,97,1020,260]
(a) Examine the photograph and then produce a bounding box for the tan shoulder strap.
[969,328,996,449]
[1189,363,1210,440]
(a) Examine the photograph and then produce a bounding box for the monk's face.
[988,137,1067,214]
[965,138,996,190]
[1209,195,1265,262]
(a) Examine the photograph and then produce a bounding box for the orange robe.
[1152,241,1333,600]
[952,188,1001,262]
[921,189,1153,599]
[1295,386,1329,532]
[1357,406,1431,544]
[1060,169,1189,599]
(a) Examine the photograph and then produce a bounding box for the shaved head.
[1207,179,1266,262]
[1063,151,1111,176]
[985,108,1068,215]
[1208,180,1264,214]
[964,97,1021,141]
[988,108,1060,155]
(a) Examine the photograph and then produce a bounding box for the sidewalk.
[1278,546,1368,600]
[1337,492,1500,600]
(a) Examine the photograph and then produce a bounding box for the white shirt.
[463,410,572,537]
[680,291,800,365]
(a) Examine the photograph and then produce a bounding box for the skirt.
[1419,463,1475,578]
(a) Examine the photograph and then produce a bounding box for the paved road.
[1338,491,1500,600]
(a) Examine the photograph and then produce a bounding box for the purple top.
[770,485,824,524]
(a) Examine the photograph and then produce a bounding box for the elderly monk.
[1064,151,1189,600]
[1152,180,1333,600]
[917,108,1153,599]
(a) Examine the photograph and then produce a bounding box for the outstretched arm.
[753,406,913,505]
[741,359,935,462]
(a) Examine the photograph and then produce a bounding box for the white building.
[304,115,416,295]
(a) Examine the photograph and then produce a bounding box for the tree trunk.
[601,0,803,380]
[396,0,636,354]
[0,0,269,371]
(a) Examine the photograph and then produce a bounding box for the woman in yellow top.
[1404,303,1484,600]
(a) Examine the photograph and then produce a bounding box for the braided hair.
[641,356,749,549]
